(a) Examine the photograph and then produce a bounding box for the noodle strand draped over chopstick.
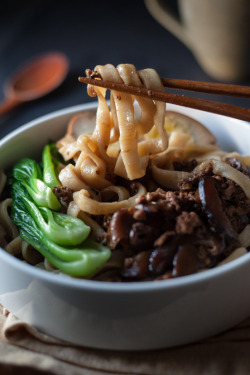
[57,64,169,214]
[57,64,250,219]
[59,64,167,182]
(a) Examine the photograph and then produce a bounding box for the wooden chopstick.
[161,78,250,98]
[78,76,250,122]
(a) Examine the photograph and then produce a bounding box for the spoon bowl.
[0,52,69,116]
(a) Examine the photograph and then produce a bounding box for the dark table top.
[0,0,250,140]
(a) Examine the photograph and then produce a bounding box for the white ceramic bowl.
[0,102,250,351]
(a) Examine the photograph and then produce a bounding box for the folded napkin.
[1,305,250,375]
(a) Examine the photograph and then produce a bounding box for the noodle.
[73,182,146,215]
[0,199,19,240]
[5,236,22,256]
[151,148,190,189]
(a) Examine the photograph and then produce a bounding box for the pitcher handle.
[144,0,191,49]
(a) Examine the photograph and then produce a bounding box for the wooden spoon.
[0,52,69,116]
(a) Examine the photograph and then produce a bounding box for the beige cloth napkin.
[1,305,250,375]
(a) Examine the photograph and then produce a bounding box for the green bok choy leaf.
[13,158,61,211]
[11,152,111,277]
[42,143,62,189]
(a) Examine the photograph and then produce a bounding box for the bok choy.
[11,149,111,277]
[13,157,61,211]
[42,143,62,189]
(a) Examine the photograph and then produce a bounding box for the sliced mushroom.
[108,208,134,250]
[172,244,198,277]
[165,111,217,145]
[67,110,96,139]
[198,176,238,240]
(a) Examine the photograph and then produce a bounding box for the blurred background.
[0,0,249,139]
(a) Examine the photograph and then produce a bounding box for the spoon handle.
[0,97,20,117]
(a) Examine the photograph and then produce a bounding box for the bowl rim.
[0,102,98,147]
[1,102,250,293]
[1,246,249,292]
